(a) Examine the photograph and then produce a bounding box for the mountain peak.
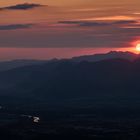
[108,51,135,54]
[72,51,138,62]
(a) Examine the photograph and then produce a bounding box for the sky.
[0,0,140,60]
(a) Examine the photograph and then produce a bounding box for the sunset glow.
[0,0,139,59]
[136,44,140,52]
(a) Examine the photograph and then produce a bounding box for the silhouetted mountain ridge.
[0,52,140,109]
[0,58,137,94]
[0,51,138,71]
[72,51,139,62]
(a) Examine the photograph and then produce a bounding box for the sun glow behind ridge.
[136,43,140,52]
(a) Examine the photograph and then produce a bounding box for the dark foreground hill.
[1,56,140,139]
[0,57,140,109]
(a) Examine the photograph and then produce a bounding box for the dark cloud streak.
[58,20,139,27]
[0,3,44,11]
[0,24,33,30]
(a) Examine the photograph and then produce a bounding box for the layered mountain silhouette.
[72,51,138,62]
[0,51,140,109]
[0,51,138,71]
[0,51,140,111]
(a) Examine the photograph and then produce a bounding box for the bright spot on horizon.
[136,44,140,52]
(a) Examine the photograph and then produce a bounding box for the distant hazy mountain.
[72,51,138,62]
[0,59,58,71]
[0,60,44,71]
[0,57,140,107]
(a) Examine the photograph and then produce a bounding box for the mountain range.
[72,51,139,62]
[0,51,138,71]
[1,51,140,110]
